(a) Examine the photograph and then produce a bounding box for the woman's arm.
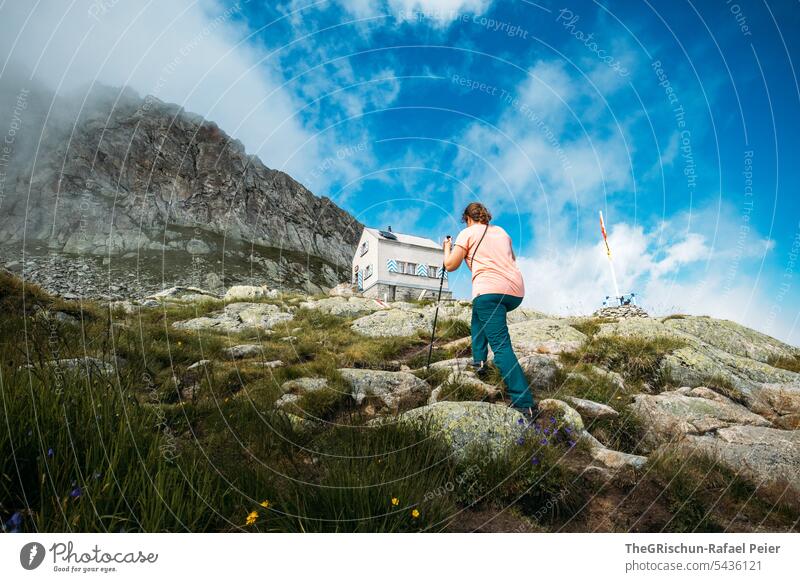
[443,238,466,271]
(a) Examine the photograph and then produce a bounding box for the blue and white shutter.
[386,259,399,273]
[437,267,448,280]
[357,270,363,290]
[416,263,429,277]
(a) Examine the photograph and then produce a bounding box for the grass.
[570,316,617,338]
[661,313,688,322]
[698,374,748,405]
[561,334,686,390]
[2,271,796,533]
[646,446,799,532]
[767,354,800,373]
[455,430,588,525]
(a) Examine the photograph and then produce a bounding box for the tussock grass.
[569,316,617,337]
[647,446,799,532]
[561,334,686,389]
[767,354,800,374]
[456,434,587,525]
[698,374,748,405]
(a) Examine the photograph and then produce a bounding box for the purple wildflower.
[540,439,548,446]
[531,457,540,465]
[47,448,54,458]
[517,418,524,425]
[550,416,556,424]
[564,427,572,434]
[568,440,576,448]
[70,487,81,499]
[4,511,23,532]
[515,437,525,446]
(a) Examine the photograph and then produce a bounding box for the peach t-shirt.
[454,224,525,299]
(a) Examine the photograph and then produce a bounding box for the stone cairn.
[592,303,649,319]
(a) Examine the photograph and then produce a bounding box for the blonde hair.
[461,202,492,224]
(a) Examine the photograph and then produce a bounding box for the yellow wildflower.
[391,497,399,506]
[411,509,420,519]
[260,500,270,509]
[246,511,258,525]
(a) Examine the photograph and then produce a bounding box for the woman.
[443,202,537,419]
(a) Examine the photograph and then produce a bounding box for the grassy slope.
[1,274,796,532]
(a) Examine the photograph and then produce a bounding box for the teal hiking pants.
[471,293,534,408]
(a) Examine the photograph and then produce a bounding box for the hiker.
[443,202,537,420]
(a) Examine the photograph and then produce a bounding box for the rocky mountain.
[0,82,361,296]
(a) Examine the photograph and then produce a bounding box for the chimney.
[387,226,392,232]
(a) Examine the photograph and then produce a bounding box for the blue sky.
[2,0,798,343]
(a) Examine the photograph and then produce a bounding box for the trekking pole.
[426,237,450,371]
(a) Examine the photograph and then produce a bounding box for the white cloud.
[0,0,331,181]
[514,216,796,345]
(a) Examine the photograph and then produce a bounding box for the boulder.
[428,371,501,404]
[300,296,386,317]
[565,397,619,421]
[397,401,526,460]
[281,377,329,394]
[537,399,585,432]
[518,353,559,390]
[661,345,798,398]
[338,368,430,413]
[508,319,587,355]
[275,393,300,411]
[683,425,800,496]
[427,357,473,374]
[172,302,293,332]
[222,344,262,360]
[256,360,285,369]
[350,308,431,338]
[224,285,278,301]
[629,388,771,452]
[146,286,218,302]
[749,381,800,429]
[225,303,293,328]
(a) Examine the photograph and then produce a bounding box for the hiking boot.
[469,360,490,379]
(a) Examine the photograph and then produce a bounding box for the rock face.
[596,316,800,396]
[684,426,800,496]
[172,302,293,332]
[0,85,361,294]
[664,317,797,363]
[398,401,525,459]
[630,388,772,452]
[338,369,430,413]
